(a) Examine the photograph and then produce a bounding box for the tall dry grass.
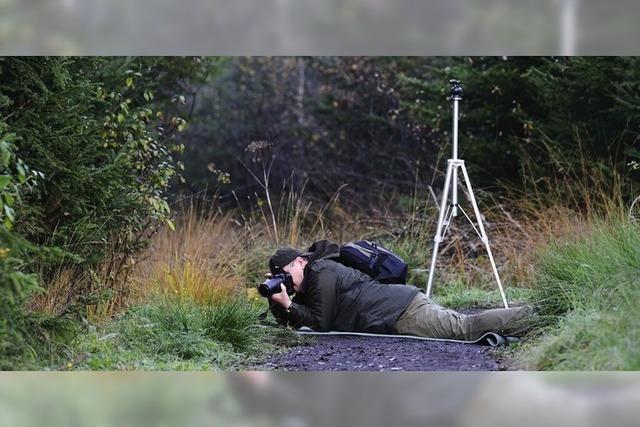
[360,131,635,295]
[27,268,75,316]
[128,201,251,306]
[489,132,632,288]
[77,183,352,321]
[28,263,124,323]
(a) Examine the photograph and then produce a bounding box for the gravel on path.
[260,334,504,371]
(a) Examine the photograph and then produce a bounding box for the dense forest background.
[179,57,640,206]
[1,56,639,369]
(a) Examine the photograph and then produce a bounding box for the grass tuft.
[520,221,640,370]
[75,295,292,370]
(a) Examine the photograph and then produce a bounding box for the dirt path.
[260,335,505,371]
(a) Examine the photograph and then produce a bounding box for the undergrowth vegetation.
[14,156,640,370]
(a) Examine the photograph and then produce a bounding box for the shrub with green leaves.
[0,57,217,368]
[0,121,41,368]
[1,58,185,264]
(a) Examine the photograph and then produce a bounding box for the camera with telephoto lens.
[258,273,294,298]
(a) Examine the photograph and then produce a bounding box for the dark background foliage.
[179,57,640,209]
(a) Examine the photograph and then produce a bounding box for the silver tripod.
[426,80,509,308]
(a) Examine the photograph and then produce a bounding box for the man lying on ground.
[267,240,532,340]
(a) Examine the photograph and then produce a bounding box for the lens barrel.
[258,273,293,298]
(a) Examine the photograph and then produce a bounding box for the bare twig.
[239,145,279,244]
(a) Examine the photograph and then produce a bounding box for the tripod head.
[449,79,463,100]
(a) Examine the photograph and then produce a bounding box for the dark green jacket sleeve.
[268,299,289,326]
[268,294,304,328]
[288,268,339,331]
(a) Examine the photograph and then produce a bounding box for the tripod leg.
[427,161,455,298]
[440,203,456,243]
[459,164,509,308]
[452,168,458,218]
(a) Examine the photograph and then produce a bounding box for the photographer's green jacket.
[269,240,419,333]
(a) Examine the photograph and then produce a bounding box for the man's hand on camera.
[270,284,292,309]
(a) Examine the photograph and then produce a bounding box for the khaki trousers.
[394,293,532,341]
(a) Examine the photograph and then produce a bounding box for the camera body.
[258,273,295,298]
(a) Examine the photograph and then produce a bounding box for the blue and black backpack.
[339,240,408,284]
